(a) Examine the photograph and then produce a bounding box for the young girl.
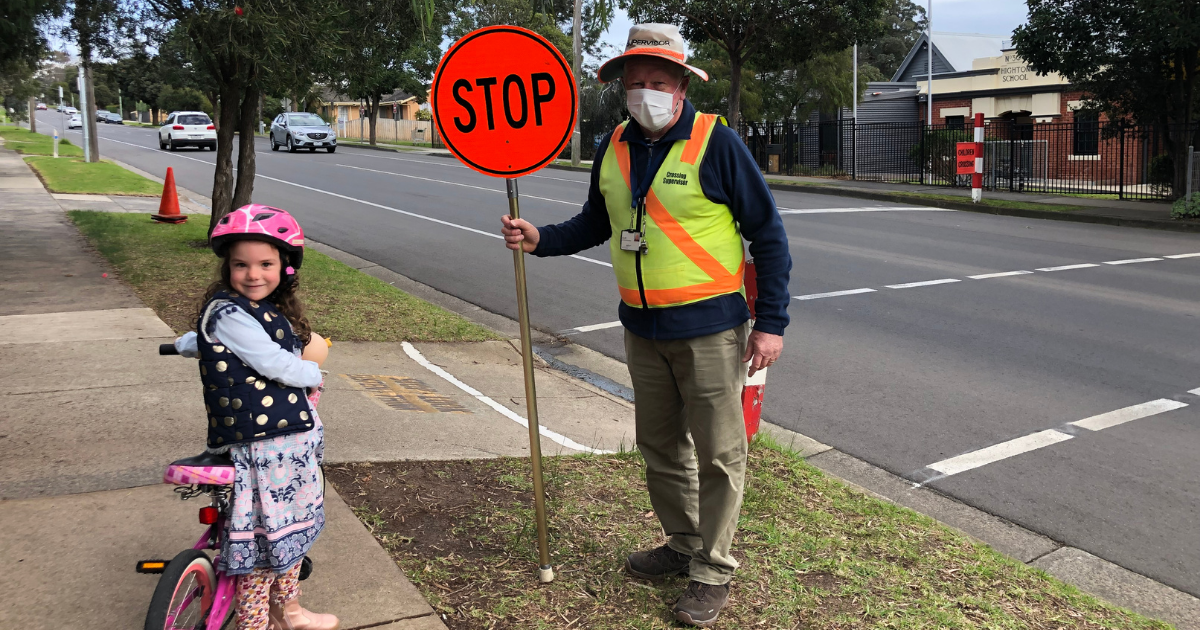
[174,204,338,630]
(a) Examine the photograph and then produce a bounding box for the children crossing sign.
[431,26,578,178]
[956,142,979,175]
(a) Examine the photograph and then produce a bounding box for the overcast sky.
[594,0,1032,64]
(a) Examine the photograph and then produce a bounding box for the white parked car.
[270,112,336,153]
[158,111,216,151]
[67,114,82,129]
[63,106,78,115]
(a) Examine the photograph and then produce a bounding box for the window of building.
[1073,111,1099,155]
[945,115,965,130]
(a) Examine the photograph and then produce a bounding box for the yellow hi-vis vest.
[599,112,745,308]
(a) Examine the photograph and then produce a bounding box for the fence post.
[920,124,925,185]
[1118,127,1125,200]
[1008,123,1015,192]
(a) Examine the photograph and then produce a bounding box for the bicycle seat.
[163,451,235,486]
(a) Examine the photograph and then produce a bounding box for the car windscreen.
[287,114,325,126]
[178,115,211,125]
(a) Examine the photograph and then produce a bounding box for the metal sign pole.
[506,177,555,584]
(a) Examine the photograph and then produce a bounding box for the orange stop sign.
[431,26,578,178]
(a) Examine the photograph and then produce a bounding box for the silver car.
[270,112,336,153]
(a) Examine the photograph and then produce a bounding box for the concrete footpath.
[0,145,635,630]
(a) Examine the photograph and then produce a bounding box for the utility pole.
[570,0,582,167]
[118,87,123,121]
[926,0,933,126]
[82,66,100,162]
[77,72,91,162]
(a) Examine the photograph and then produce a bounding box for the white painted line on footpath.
[1069,399,1188,431]
[885,279,960,289]
[1103,258,1162,265]
[1165,253,1200,259]
[401,341,611,454]
[777,206,954,214]
[968,270,1033,279]
[1036,263,1100,272]
[928,429,1074,476]
[794,288,876,300]
[565,321,623,334]
[91,135,614,269]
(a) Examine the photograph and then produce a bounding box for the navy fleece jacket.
[533,100,792,340]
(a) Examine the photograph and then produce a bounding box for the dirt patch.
[327,447,1168,630]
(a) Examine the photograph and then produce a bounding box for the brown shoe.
[624,543,690,582]
[673,580,729,627]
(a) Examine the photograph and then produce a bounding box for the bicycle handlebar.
[159,343,179,356]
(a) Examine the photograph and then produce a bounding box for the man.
[501,23,791,627]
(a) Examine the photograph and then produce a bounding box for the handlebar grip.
[159,343,179,355]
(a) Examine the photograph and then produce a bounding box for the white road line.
[1035,263,1100,272]
[87,134,614,269]
[1069,399,1188,431]
[327,150,589,185]
[777,206,954,214]
[795,288,876,300]
[565,321,623,333]
[336,163,577,205]
[401,341,611,454]
[968,270,1033,279]
[928,429,1074,476]
[885,278,960,289]
[1103,257,1162,265]
[1165,253,1200,259]
[1189,388,1200,396]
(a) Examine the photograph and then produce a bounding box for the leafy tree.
[625,0,888,128]
[858,0,925,80]
[144,0,343,228]
[1012,0,1200,199]
[157,85,212,114]
[328,0,448,145]
[1,0,63,70]
[112,46,165,121]
[58,0,127,160]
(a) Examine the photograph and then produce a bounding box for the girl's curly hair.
[195,244,313,346]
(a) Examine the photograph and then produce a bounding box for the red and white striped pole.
[742,260,765,441]
[972,112,984,203]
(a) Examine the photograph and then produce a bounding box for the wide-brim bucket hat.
[597,23,709,83]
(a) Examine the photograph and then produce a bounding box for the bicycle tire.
[144,549,217,630]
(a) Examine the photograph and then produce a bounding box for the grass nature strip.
[69,211,499,342]
[0,127,83,157]
[328,436,1168,630]
[26,156,163,196]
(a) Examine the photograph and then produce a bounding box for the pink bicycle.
[139,343,317,630]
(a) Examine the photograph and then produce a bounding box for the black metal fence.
[741,119,1197,200]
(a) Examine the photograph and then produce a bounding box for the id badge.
[620,230,643,252]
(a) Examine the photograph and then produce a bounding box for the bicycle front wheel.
[144,549,217,630]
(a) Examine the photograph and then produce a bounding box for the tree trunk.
[28,97,36,132]
[210,81,242,234]
[727,53,743,130]
[208,90,221,130]
[232,84,260,210]
[368,95,380,146]
[83,65,101,162]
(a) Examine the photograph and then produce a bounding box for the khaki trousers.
[624,322,750,585]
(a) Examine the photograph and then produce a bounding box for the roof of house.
[892,32,1010,82]
[317,86,416,105]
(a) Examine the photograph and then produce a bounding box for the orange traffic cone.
[151,167,187,223]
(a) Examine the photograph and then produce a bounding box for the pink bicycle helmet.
[211,204,306,274]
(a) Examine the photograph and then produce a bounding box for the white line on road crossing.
[336,163,577,205]
[1069,399,1189,431]
[563,321,623,334]
[968,270,1034,279]
[919,394,1191,483]
[885,278,960,289]
[1165,253,1200,259]
[1036,263,1101,272]
[777,206,954,214]
[928,429,1074,476]
[401,341,611,454]
[1190,388,1200,396]
[1103,257,1163,265]
[795,288,877,300]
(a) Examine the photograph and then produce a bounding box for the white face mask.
[626,87,680,133]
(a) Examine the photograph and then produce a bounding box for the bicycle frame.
[190,490,236,630]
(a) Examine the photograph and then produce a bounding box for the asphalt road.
[33,114,1200,597]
